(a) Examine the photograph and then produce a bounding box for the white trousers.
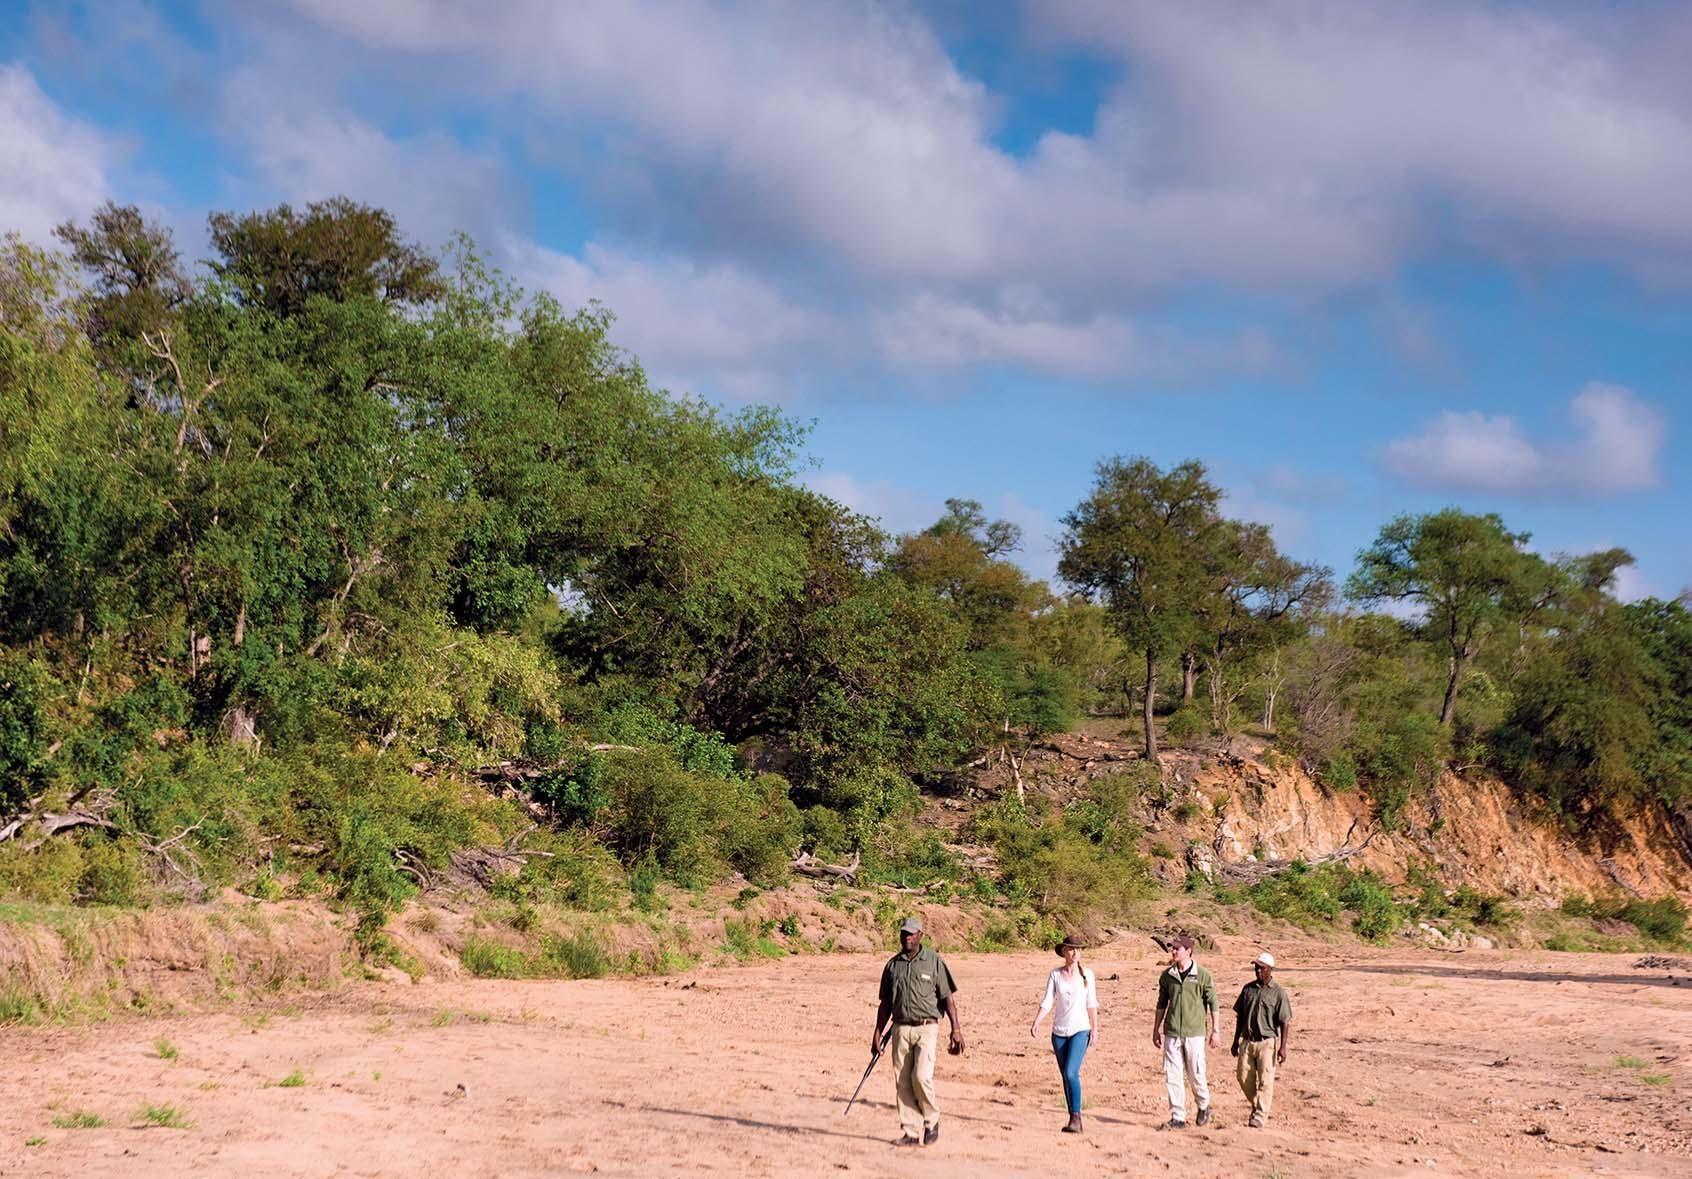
[1163,1034,1210,1122]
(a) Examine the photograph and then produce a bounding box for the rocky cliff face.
[1003,730,1692,905]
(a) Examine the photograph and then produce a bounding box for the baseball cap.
[899,916,923,934]
[1253,952,1276,968]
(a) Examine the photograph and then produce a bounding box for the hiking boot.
[1161,1119,1186,1131]
[1196,1107,1211,1127]
[1062,1114,1083,1133]
[923,1123,940,1146]
[1248,1113,1266,1128]
[893,1134,922,1147]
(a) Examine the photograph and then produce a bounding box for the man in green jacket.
[1150,934,1216,1129]
[872,916,964,1147]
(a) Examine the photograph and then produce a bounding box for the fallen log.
[1206,819,1379,885]
[790,850,860,885]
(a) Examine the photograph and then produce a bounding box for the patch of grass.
[51,1111,105,1129]
[0,985,41,1026]
[1640,1072,1671,1087]
[460,937,529,979]
[1615,1055,1649,1070]
[540,929,610,978]
[1563,895,1689,944]
[431,1008,455,1027]
[721,916,786,960]
[136,1104,190,1129]
[152,1038,179,1061]
[25,1136,45,1147]
[276,1070,305,1088]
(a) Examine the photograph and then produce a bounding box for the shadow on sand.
[1304,963,1689,990]
[641,1103,907,1144]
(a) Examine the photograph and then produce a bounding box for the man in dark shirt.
[1231,951,1294,1128]
[872,916,964,1146]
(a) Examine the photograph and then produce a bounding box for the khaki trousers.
[1162,1034,1210,1122]
[1237,1037,1278,1122]
[890,1023,939,1135]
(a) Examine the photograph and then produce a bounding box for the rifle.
[845,1027,894,1116]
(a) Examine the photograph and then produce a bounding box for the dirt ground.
[2,940,1689,1179]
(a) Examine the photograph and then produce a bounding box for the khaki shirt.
[879,946,957,1024]
[1233,979,1292,1041]
[1156,961,1215,1037]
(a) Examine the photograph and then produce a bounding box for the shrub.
[722,916,786,960]
[541,929,609,978]
[1164,707,1208,747]
[1338,874,1403,942]
[1561,894,1688,943]
[460,937,529,979]
[1320,753,1358,792]
[974,789,1151,926]
[78,838,143,905]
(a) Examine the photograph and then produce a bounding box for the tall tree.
[1194,521,1332,732]
[1347,509,1541,728]
[1058,457,1224,760]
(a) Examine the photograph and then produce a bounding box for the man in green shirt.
[872,916,964,1147]
[1150,934,1216,1129]
[1231,951,1293,1128]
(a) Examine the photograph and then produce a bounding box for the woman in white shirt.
[1030,933,1101,1133]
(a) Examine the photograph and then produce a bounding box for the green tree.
[1347,510,1542,729]
[1193,521,1331,733]
[207,197,445,318]
[1059,458,1225,760]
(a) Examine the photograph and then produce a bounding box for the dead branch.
[14,810,117,851]
[1207,819,1380,885]
[790,849,860,885]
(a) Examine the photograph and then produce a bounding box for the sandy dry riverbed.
[2,939,1689,1178]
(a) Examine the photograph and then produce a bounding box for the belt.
[1246,1035,1278,1042]
[894,1019,937,1026]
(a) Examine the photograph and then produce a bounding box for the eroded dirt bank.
[3,939,1688,1178]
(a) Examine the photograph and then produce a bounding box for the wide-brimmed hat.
[1054,934,1086,956]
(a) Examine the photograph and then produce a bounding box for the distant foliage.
[2,201,1685,950]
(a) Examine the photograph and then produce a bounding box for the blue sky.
[4,1,1689,597]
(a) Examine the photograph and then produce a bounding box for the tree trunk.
[1440,653,1464,727]
[1143,649,1159,761]
[1207,656,1227,733]
[1181,653,1197,702]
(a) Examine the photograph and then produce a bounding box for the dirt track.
[3,941,1689,1178]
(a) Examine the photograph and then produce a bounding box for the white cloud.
[1382,384,1666,496]
[510,238,834,401]
[1037,1,1692,270]
[874,291,1141,379]
[282,0,1692,303]
[1219,489,1312,551]
[221,75,511,248]
[1609,562,1658,605]
[0,65,116,245]
[801,471,942,537]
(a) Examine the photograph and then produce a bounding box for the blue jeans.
[1052,1030,1090,1115]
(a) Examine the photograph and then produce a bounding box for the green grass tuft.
[152,1038,179,1061]
[51,1111,105,1129]
[136,1104,190,1129]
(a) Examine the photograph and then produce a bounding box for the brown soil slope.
[993,730,1692,904]
[3,941,1688,1178]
